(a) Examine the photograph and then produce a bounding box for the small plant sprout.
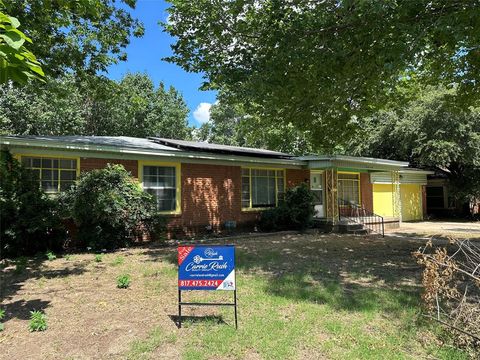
[94,254,103,263]
[65,254,74,261]
[46,251,56,261]
[29,310,47,332]
[117,274,131,289]
[0,308,5,331]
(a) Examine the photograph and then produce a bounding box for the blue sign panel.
[178,245,235,291]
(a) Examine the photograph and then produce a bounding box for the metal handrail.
[338,198,385,237]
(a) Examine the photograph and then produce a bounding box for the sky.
[106,0,217,127]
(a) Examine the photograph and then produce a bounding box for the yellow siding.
[373,184,395,217]
[401,184,423,221]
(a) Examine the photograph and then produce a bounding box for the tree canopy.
[165,0,480,148]
[0,2,44,83]
[4,0,143,78]
[350,86,480,202]
[0,73,192,139]
[193,95,315,155]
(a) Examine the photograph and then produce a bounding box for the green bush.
[29,310,47,332]
[60,164,165,250]
[117,274,131,288]
[259,183,314,231]
[0,149,65,259]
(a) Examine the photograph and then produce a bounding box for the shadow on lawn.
[0,258,89,303]
[141,234,424,314]
[168,314,226,328]
[2,298,51,322]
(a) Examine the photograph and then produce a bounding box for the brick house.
[1,135,432,235]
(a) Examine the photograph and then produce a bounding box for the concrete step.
[347,228,369,236]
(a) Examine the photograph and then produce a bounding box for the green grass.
[111,255,125,266]
[126,237,469,360]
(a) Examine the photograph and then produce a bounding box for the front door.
[310,172,324,218]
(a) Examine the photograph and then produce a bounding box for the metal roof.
[150,137,293,159]
[298,154,409,167]
[1,135,179,151]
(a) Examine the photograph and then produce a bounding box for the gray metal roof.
[1,135,180,151]
[150,137,293,158]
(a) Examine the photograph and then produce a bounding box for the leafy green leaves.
[0,7,44,84]
[165,1,480,148]
[3,0,143,78]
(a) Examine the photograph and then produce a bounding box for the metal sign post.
[177,244,237,329]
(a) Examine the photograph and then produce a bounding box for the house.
[0,135,433,236]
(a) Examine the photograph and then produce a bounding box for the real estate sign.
[178,245,235,291]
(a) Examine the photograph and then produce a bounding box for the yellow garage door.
[373,184,395,217]
[401,184,423,221]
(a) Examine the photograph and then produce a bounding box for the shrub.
[0,149,65,258]
[29,310,47,332]
[14,256,27,274]
[60,164,165,250]
[117,274,131,289]
[259,183,314,231]
[94,254,103,263]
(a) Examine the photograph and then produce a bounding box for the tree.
[350,86,480,205]
[4,0,144,78]
[194,96,315,155]
[165,1,480,149]
[0,73,192,139]
[0,2,44,84]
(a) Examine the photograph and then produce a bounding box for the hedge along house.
[0,135,432,236]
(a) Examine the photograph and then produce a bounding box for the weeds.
[46,251,56,261]
[117,274,131,289]
[95,254,103,263]
[0,308,5,331]
[29,311,47,332]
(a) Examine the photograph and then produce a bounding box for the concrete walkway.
[386,220,480,239]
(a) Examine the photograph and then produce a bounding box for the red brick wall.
[80,157,138,177]
[286,169,310,188]
[360,173,373,213]
[78,156,310,236]
[167,163,259,235]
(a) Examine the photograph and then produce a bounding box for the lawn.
[0,233,470,359]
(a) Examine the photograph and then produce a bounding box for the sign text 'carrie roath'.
[178,245,235,290]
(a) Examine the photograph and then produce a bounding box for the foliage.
[350,86,480,205]
[0,149,65,258]
[0,308,4,331]
[45,250,56,261]
[0,2,44,84]
[117,274,131,289]
[414,238,480,353]
[28,310,47,332]
[3,0,143,78]
[193,95,315,155]
[0,73,191,138]
[94,254,103,263]
[60,164,163,250]
[259,183,314,231]
[165,1,480,149]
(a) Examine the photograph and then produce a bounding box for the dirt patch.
[0,233,448,359]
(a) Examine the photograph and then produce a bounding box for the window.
[21,156,77,193]
[142,165,178,212]
[426,186,445,209]
[242,168,285,209]
[338,173,360,205]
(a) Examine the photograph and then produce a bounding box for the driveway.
[387,220,480,239]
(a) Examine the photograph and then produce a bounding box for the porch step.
[338,223,364,233]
